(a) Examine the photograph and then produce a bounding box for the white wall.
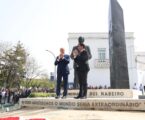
[135,52,145,87]
[68,32,138,88]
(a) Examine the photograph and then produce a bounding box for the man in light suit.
[54,48,70,99]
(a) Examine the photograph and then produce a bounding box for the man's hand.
[59,54,64,59]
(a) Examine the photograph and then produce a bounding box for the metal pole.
[45,50,56,81]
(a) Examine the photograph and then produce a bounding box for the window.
[98,48,106,62]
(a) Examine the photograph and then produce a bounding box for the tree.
[0,40,12,86]
[0,40,12,57]
[0,40,51,89]
[22,56,47,88]
[0,41,27,88]
[30,78,55,89]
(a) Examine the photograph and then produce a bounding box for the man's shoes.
[55,96,60,99]
[61,95,67,99]
[74,96,81,99]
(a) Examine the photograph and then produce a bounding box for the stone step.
[67,89,141,98]
[0,103,21,112]
[20,97,145,111]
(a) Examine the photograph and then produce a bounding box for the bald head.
[60,48,65,54]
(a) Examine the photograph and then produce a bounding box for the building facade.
[68,32,138,89]
[135,52,145,88]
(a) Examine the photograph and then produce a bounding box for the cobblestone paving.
[0,108,145,120]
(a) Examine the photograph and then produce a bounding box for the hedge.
[29,92,55,97]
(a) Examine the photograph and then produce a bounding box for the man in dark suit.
[54,48,70,99]
[73,43,90,99]
[70,36,92,89]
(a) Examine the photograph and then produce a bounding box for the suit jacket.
[55,54,70,75]
[74,50,90,72]
[70,45,92,59]
[70,45,92,70]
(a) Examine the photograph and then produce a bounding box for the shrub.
[29,92,55,98]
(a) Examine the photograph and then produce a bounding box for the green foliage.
[0,41,53,90]
[0,41,27,88]
[21,78,55,89]
[29,92,55,97]
[24,55,48,88]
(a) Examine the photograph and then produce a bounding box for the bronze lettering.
[77,102,90,107]
[101,92,104,96]
[91,102,141,108]
[59,102,75,106]
[55,102,58,105]
[100,92,124,96]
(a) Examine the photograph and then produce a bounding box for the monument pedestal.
[20,98,145,111]
[19,89,145,111]
[67,89,141,99]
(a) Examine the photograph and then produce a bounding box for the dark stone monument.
[109,0,130,88]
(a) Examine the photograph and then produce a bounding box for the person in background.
[133,83,138,90]
[139,84,144,95]
[54,48,70,99]
[70,36,92,89]
[73,43,90,99]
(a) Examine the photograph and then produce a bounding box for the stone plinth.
[20,98,145,111]
[67,89,141,98]
[19,89,144,111]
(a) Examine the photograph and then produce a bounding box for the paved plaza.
[0,108,145,120]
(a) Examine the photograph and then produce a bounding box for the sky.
[0,0,145,74]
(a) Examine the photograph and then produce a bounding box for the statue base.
[19,89,145,111]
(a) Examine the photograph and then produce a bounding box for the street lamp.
[45,50,56,81]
